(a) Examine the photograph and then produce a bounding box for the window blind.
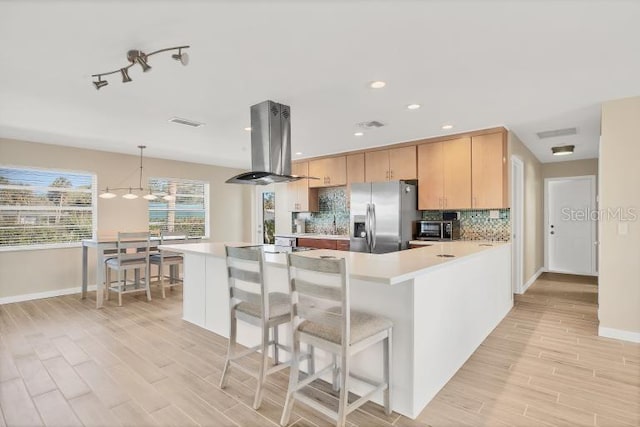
[148,178,209,238]
[0,167,96,249]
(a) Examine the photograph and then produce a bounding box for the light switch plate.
[489,210,500,219]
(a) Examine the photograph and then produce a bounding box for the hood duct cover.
[226,100,303,185]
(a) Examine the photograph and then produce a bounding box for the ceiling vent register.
[536,127,577,139]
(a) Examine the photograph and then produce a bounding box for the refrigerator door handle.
[365,203,372,248]
[371,203,377,250]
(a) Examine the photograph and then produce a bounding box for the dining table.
[81,235,200,308]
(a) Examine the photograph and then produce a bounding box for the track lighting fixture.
[91,45,190,90]
[98,146,165,201]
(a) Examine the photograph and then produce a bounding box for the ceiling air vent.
[536,127,577,139]
[357,120,385,129]
[168,117,205,128]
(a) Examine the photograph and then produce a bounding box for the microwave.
[415,220,461,241]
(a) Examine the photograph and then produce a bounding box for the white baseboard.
[599,326,640,343]
[518,267,544,294]
[0,285,97,305]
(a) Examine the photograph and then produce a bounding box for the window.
[0,166,96,250]
[148,177,209,238]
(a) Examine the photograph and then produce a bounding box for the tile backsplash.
[422,209,511,241]
[293,185,511,241]
[293,187,350,235]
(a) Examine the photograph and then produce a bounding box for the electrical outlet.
[489,210,500,219]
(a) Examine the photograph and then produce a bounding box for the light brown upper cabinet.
[365,146,417,182]
[346,153,365,185]
[471,132,508,209]
[308,156,347,188]
[418,138,472,210]
[288,162,318,212]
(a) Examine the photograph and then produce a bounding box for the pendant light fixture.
[98,145,166,200]
[91,45,190,90]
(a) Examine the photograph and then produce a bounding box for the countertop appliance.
[350,181,420,254]
[415,220,461,241]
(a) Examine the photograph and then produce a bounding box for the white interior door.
[545,176,596,275]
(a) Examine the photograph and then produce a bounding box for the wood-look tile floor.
[0,273,637,426]
[419,273,640,427]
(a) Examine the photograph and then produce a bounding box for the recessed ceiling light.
[244,127,252,131]
[441,124,454,130]
[354,132,364,136]
[551,145,575,156]
[369,81,386,89]
[295,152,303,155]
[407,104,421,110]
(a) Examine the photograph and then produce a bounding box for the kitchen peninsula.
[160,240,512,418]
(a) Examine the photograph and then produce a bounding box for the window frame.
[0,164,97,252]
[147,176,210,239]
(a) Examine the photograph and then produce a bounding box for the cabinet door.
[365,150,390,182]
[443,137,472,209]
[417,142,444,210]
[347,154,365,185]
[336,240,350,251]
[308,157,346,187]
[389,146,417,180]
[472,133,507,209]
[308,159,325,188]
[288,162,304,211]
[297,238,338,250]
[326,156,346,186]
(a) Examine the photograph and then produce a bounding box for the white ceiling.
[1,1,639,168]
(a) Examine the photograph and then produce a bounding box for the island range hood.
[226,100,302,185]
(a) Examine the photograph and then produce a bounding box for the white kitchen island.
[160,240,512,419]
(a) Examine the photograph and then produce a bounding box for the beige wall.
[508,132,544,283]
[599,97,640,335]
[0,138,253,299]
[542,159,598,179]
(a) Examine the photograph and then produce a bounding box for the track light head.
[127,50,152,72]
[120,68,132,83]
[172,49,189,66]
[93,78,108,90]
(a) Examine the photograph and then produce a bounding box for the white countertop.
[160,240,509,285]
[275,233,350,241]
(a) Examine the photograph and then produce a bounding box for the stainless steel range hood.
[226,100,302,185]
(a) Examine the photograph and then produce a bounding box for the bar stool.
[105,232,151,306]
[281,254,393,427]
[219,245,294,410]
[150,230,187,298]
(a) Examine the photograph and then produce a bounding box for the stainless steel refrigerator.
[350,181,420,254]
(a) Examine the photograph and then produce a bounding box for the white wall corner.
[0,285,97,305]
[598,326,640,344]
[518,267,545,294]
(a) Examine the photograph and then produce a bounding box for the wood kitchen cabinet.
[297,237,337,250]
[308,156,347,188]
[418,138,472,210]
[471,132,508,209]
[288,162,318,212]
[297,237,350,251]
[346,153,365,185]
[365,146,417,182]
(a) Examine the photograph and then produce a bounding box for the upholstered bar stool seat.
[298,307,393,345]
[236,292,291,320]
